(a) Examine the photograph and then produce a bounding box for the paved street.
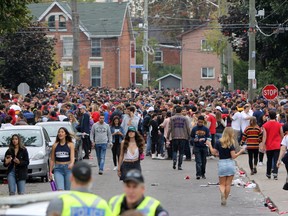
[0,149,276,215]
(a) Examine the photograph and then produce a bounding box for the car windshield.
[0,129,43,147]
[41,124,74,137]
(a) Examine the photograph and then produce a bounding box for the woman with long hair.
[118,126,144,181]
[49,127,75,190]
[207,127,245,206]
[110,116,124,171]
[215,111,226,142]
[241,117,263,175]
[3,134,29,195]
[68,113,79,130]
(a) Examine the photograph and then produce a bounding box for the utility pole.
[142,0,149,88]
[71,0,80,85]
[248,0,256,101]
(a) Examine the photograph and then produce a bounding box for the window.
[91,39,101,57]
[91,67,102,87]
[154,51,163,62]
[201,39,213,52]
[59,15,66,30]
[201,67,215,79]
[48,15,55,30]
[63,37,73,57]
[62,66,73,84]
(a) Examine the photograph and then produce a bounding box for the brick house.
[29,1,135,88]
[180,26,221,89]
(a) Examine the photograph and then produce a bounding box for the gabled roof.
[28,1,129,38]
[178,23,208,38]
[156,73,182,81]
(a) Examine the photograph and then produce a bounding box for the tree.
[0,22,58,92]
[219,0,288,88]
[0,0,37,34]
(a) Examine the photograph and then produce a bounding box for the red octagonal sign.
[262,85,278,100]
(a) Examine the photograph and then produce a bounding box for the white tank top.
[124,148,139,160]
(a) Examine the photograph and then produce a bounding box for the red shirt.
[91,111,100,123]
[263,120,282,151]
[207,113,216,134]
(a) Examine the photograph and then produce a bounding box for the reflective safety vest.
[109,194,160,216]
[60,191,113,216]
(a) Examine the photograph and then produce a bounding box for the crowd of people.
[1,84,288,213]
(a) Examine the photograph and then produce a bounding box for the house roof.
[28,1,129,38]
[178,23,208,38]
[156,73,182,81]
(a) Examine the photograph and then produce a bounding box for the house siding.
[182,28,221,89]
[160,76,181,90]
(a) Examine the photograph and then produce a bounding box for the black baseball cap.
[124,170,144,184]
[72,161,91,183]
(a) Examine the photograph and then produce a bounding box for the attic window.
[59,15,66,30]
[48,15,55,30]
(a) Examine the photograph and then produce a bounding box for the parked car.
[36,122,84,161]
[0,126,50,182]
[0,191,69,215]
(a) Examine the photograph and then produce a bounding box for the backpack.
[22,111,35,125]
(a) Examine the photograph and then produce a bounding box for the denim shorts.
[218,159,236,177]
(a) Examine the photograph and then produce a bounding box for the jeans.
[266,150,280,176]
[172,139,186,168]
[159,134,165,154]
[248,149,259,170]
[194,146,208,177]
[146,132,152,154]
[7,168,26,195]
[82,135,90,159]
[95,143,107,171]
[54,164,72,190]
[184,139,191,159]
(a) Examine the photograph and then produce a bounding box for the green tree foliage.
[149,0,216,40]
[219,0,288,88]
[0,23,58,92]
[0,0,37,34]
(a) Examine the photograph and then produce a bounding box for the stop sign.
[262,84,278,100]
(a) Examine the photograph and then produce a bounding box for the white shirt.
[241,111,253,131]
[281,135,288,148]
[231,111,242,131]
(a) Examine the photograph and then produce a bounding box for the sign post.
[262,84,278,100]
[17,83,30,97]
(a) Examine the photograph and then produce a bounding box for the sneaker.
[99,170,103,175]
[202,175,206,179]
[273,174,278,180]
[157,155,165,160]
[196,176,200,180]
[178,167,183,170]
[258,162,263,166]
[250,171,254,176]
[266,174,271,179]
[151,154,157,159]
[113,166,118,171]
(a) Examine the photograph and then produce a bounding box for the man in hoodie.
[90,113,112,175]
[191,115,210,180]
[167,106,191,170]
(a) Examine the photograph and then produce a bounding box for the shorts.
[218,159,236,177]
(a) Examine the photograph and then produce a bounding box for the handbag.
[139,153,145,160]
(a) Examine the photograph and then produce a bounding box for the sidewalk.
[236,154,288,214]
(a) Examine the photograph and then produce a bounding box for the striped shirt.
[242,126,263,149]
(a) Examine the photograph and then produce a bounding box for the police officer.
[109,169,168,216]
[46,161,112,216]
